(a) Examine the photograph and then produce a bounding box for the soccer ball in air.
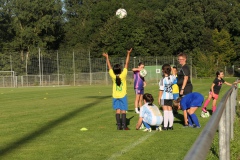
[200,111,210,118]
[140,69,147,77]
[116,8,127,19]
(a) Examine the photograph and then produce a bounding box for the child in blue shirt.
[173,92,204,128]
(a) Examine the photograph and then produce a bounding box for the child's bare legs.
[138,94,143,107]
[134,94,142,113]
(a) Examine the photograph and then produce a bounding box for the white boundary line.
[107,132,156,160]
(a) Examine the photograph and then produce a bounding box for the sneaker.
[193,124,201,128]
[156,127,162,131]
[202,107,207,113]
[188,124,193,128]
[117,126,122,130]
[162,127,168,130]
[135,110,140,114]
[183,124,189,128]
[122,126,130,130]
[168,126,173,130]
[143,128,152,132]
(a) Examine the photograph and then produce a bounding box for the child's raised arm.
[124,48,132,69]
[102,53,112,69]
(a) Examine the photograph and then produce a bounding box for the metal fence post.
[73,51,75,86]
[219,99,228,160]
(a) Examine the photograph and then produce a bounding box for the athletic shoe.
[188,124,193,128]
[162,127,168,130]
[122,126,130,130]
[143,128,152,132]
[117,126,122,130]
[168,126,173,130]
[156,127,162,131]
[135,110,140,114]
[183,125,189,128]
[202,107,207,113]
[193,124,201,128]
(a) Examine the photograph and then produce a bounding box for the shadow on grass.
[0,95,110,157]
[126,116,134,126]
[173,112,185,125]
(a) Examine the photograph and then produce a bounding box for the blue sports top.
[180,92,204,110]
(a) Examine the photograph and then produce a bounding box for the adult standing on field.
[102,48,132,130]
[177,52,192,97]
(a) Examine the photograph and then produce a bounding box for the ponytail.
[143,93,154,105]
[116,75,121,86]
[113,64,122,86]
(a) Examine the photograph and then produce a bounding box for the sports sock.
[163,110,169,127]
[116,114,121,128]
[135,108,139,113]
[121,113,126,128]
[187,114,193,126]
[203,99,210,108]
[168,111,174,127]
[189,113,200,127]
[212,106,216,113]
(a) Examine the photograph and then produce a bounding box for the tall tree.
[3,0,64,55]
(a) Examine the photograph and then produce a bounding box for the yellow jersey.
[109,68,128,98]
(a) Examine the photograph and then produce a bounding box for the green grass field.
[0,77,238,160]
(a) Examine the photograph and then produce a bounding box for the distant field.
[0,77,237,160]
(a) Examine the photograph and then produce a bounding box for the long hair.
[162,64,171,77]
[113,64,122,86]
[143,93,154,105]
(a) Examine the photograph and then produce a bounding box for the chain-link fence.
[0,49,235,87]
[0,49,185,87]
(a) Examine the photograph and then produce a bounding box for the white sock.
[168,110,174,127]
[135,108,139,113]
[163,110,168,127]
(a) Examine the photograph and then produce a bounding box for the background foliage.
[1,0,240,77]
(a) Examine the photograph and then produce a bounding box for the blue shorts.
[112,95,128,111]
[135,89,144,95]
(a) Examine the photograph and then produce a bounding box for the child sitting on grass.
[136,93,163,132]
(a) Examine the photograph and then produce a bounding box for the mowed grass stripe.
[0,77,237,159]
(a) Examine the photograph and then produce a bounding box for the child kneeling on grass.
[173,92,204,128]
[136,93,163,132]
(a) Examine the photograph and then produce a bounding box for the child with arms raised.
[102,48,132,130]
